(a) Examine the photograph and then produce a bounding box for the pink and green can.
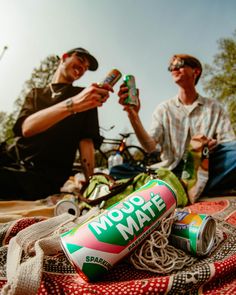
[60,179,177,281]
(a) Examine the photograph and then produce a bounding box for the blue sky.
[0,0,236,140]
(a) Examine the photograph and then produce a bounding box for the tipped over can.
[60,179,177,281]
[54,195,80,217]
[169,212,216,256]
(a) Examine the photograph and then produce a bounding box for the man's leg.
[79,139,95,181]
[204,141,236,193]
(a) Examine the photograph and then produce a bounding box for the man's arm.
[79,139,95,181]
[118,83,157,153]
[22,83,113,137]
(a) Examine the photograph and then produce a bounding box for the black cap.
[65,47,98,71]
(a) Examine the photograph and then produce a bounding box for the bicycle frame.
[101,133,133,152]
[73,131,160,173]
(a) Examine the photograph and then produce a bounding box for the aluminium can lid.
[197,216,216,256]
[54,200,80,216]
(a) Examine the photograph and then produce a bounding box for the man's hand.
[207,138,217,151]
[118,83,140,114]
[191,134,217,152]
[72,83,113,112]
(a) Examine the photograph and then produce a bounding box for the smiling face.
[168,55,202,86]
[58,52,90,83]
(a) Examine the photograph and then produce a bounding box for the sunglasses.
[168,59,194,72]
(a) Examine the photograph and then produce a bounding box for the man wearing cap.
[0,47,113,200]
[118,53,236,197]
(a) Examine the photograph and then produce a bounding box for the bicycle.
[95,132,160,169]
[72,129,160,174]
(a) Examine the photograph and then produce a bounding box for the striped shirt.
[149,94,236,170]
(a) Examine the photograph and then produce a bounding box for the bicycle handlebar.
[119,132,135,138]
[101,132,135,144]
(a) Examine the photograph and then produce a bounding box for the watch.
[65,98,75,114]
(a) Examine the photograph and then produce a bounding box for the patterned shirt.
[149,94,236,170]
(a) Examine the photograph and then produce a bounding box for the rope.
[129,212,229,275]
[130,213,197,274]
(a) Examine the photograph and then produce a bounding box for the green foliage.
[0,55,60,141]
[0,112,14,142]
[14,54,60,115]
[202,30,236,133]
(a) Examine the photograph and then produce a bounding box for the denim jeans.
[204,140,236,193]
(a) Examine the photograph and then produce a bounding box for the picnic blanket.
[1,195,236,294]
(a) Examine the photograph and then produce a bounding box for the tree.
[202,30,236,133]
[0,55,59,141]
[0,112,15,142]
[14,54,60,115]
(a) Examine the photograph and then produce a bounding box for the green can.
[169,212,216,256]
[124,74,138,106]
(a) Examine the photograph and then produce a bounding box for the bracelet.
[65,98,75,114]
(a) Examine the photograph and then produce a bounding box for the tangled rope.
[130,213,197,274]
[130,211,228,275]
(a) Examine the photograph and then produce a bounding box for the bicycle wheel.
[122,145,146,166]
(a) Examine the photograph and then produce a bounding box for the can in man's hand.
[123,74,139,106]
[99,69,122,86]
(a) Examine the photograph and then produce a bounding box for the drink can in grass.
[99,69,122,86]
[60,179,177,281]
[169,212,216,256]
[123,74,139,106]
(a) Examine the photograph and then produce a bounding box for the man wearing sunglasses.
[0,47,113,200]
[118,53,236,197]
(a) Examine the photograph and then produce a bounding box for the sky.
[0,0,236,141]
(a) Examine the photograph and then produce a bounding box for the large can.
[169,211,216,256]
[100,68,122,86]
[123,74,139,106]
[60,179,177,281]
